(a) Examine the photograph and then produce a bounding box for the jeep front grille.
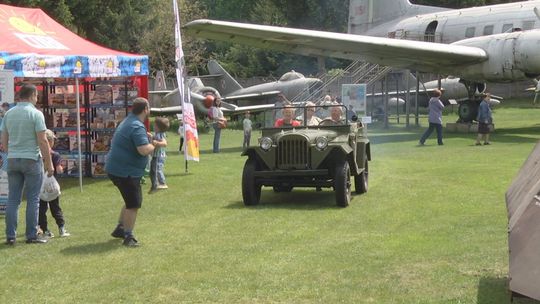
[277,137,310,169]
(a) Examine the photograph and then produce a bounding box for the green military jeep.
[241,104,370,207]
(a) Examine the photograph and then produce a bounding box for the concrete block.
[445,123,457,132]
[456,123,471,133]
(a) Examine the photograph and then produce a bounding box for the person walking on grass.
[419,89,445,146]
[209,96,227,153]
[242,111,252,150]
[38,130,70,238]
[149,117,169,194]
[475,93,493,145]
[2,84,54,245]
[178,119,184,153]
[106,98,155,247]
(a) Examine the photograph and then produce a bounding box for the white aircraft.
[184,0,540,121]
[150,60,322,117]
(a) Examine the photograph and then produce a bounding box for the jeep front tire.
[335,160,351,207]
[242,158,262,206]
[355,159,368,194]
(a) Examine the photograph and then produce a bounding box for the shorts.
[108,174,142,209]
[478,122,491,134]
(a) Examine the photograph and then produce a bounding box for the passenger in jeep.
[274,105,301,127]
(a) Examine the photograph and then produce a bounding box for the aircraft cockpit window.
[279,71,305,82]
[522,21,535,31]
[502,23,513,33]
[483,25,494,36]
[465,27,476,38]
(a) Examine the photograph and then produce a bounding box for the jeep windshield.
[261,104,353,128]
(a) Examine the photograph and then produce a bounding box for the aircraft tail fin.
[348,0,448,35]
[154,70,167,91]
[207,60,243,96]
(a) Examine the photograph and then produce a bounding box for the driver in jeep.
[320,102,344,126]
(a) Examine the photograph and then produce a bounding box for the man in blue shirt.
[419,89,445,146]
[106,97,155,247]
[2,84,54,245]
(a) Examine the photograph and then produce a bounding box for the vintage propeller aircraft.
[184,0,540,122]
[150,60,322,117]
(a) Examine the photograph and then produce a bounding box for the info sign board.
[0,69,13,214]
[342,83,369,123]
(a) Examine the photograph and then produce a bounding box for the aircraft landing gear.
[457,100,479,122]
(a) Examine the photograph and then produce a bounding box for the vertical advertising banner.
[0,70,13,214]
[0,69,14,106]
[342,83,367,119]
[173,0,199,161]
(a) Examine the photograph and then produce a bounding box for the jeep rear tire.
[242,158,261,206]
[355,159,368,194]
[335,160,351,207]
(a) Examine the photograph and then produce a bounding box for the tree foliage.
[411,0,522,8]
[139,0,206,77]
[197,0,350,77]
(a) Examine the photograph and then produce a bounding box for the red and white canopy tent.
[0,4,149,190]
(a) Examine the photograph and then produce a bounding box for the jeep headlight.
[260,137,273,151]
[315,136,328,150]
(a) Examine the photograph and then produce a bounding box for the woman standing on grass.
[475,93,493,145]
[419,89,444,146]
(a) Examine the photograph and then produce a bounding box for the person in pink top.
[274,105,300,127]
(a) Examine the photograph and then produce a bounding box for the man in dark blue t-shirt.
[106,97,155,247]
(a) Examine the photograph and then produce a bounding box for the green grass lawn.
[1,99,540,303]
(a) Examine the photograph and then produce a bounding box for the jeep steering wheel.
[318,118,336,126]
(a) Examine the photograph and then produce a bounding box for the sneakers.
[59,226,71,237]
[148,188,158,194]
[43,230,54,238]
[111,226,125,239]
[475,142,482,146]
[157,184,168,189]
[123,236,139,247]
[484,142,491,145]
[5,238,15,246]
[26,236,48,244]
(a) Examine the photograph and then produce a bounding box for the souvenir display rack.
[39,77,140,177]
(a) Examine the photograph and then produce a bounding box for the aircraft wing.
[184,19,488,74]
[150,106,182,115]
[222,90,281,101]
[149,90,174,95]
[150,104,275,116]
[221,103,276,114]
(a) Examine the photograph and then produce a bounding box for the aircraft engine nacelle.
[191,86,221,116]
[388,97,405,107]
[453,30,540,82]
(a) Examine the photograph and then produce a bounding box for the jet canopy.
[279,70,305,82]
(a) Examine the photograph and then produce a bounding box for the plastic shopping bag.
[40,175,61,201]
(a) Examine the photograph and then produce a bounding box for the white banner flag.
[173,0,199,161]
